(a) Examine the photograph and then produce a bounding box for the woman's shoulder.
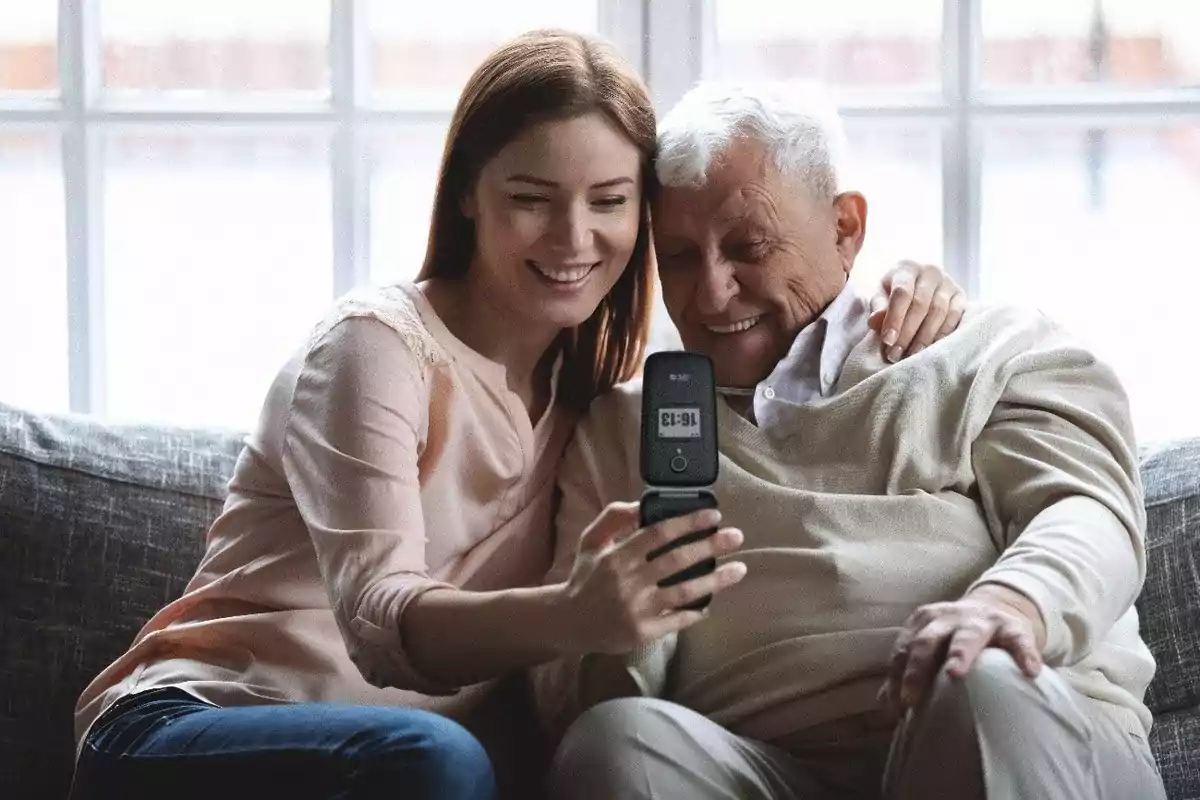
[301,281,448,370]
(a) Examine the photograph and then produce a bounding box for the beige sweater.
[530,304,1157,746]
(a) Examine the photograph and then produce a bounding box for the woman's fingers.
[906,288,953,353]
[630,508,723,563]
[878,262,918,358]
[936,291,967,341]
[639,608,710,642]
[652,560,747,613]
[643,527,744,585]
[577,501,641,555]
[889,265,942,357]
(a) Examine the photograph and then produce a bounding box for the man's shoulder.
[569,377,643,459]
[956,303,1086,357]
[559,377,643,493]
[582,376,644,429]
[914,302,1113,392]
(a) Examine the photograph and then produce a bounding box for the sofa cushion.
[1136,437,1200,799]
[0,403,244,800]
[3,400,1199,799]
[1138,437,1200,716]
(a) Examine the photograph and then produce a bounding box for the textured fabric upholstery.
[1,401,1197,799]
[0,404,243,799]
[1138,437,1200,799]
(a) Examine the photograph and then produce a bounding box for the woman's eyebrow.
[505,174,635,189]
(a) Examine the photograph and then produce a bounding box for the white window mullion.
[941,0,982,297]
[330,0,370,297]
[646,0,708,113]
[599,0,648,79]
[60,0,105,415]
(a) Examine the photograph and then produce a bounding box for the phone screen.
[658,406,701,439]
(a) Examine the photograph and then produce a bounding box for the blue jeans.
[71,688,498,800]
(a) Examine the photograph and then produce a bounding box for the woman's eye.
[593,196,629,209]
[509,193,549,204]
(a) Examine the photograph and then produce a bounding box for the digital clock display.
[658,407,701,439]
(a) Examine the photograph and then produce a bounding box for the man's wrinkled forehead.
[654,178,783,245]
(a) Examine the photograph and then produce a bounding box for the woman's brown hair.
[416,29,656,413]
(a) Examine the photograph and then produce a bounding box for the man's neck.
[720,282,867,426]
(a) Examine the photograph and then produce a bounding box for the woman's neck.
[420,276,560,412]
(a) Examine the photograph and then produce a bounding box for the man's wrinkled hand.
[878,584,1047,718]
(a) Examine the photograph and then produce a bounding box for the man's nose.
[694,255,737,315]
[548,201,591,254]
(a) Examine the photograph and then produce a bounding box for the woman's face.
[464,111,643,334]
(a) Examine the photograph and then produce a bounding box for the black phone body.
[640,352,719,488]
[640,488,718,611]
[639,351,721,611]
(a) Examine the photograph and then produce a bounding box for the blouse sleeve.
[282,314,459,695]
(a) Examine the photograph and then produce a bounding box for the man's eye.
[658,248,695,266]
[730,240,770,261]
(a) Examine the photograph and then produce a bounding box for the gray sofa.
[2,400,1198,799]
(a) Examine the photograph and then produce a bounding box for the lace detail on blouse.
[304,283,446,366]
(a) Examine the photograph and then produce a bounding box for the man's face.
[652,138,867,388]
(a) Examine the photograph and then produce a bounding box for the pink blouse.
[74,281,575,755]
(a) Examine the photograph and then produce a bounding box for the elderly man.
[530,82,1167,800]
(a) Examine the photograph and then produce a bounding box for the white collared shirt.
[738,283,870,430]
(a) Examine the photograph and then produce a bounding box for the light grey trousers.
[546,650,1167,800]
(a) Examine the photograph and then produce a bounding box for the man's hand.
[868,260,967,362]
[878,584,1047,717]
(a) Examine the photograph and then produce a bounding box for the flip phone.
[639,350,720,611]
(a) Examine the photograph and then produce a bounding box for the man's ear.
[833,191,868,273]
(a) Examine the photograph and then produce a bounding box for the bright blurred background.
[1,0,1197,443]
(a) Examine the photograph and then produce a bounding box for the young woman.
[70,29,965,800]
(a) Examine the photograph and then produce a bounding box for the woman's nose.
[547,202,591,254]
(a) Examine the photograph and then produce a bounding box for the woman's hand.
[869,260,967,362]
[879,584,1047,717]
[559,502,746,656]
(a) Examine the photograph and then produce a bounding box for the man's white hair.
[655,80,848,199]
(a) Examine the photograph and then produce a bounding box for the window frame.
[1,0,1198,416]
[672,0,1200,300]
[0,0,642,415]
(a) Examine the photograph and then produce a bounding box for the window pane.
[844,123,943,292]
[368,123,450,284]
[368,0,600,108]
[100,0,330,98]
[979,124,1200,443]
[983,1,1200,88]
[0,131,69,412]
[0,2,57,93]
[103,132,333,429]
[711,0,943,89]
